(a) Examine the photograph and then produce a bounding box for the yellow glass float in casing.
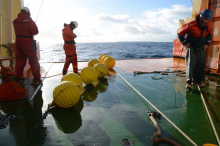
[50,81,81,108]
[94,63,108,78]
[88,58,99,67]
[101,55,109,63]
[61,73,85,94]
[103,56,115,69]
[98,54,105,62]
[80,67,99,86]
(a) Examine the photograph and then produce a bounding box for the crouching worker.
[178,9,213,90]
[62,21,78,75]
[13,7,42,85]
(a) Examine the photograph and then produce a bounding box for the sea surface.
[39,42,173,62]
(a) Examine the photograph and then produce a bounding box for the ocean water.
[39,42,173,62]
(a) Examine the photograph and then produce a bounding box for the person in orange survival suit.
[62,21,78,75]
[178,9,213,90]
[13,7,42,84]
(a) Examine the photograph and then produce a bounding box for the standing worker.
[13,7,42,84]
[178,9,213,90]
[62,21,78,75]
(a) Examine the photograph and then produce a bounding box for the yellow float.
[103,56,115,69]
[50,81,81,108]
[98,54,105,62]
[61,73,85,94]
[94,63,108,78]
[80,67,99,86]
[101,55,109,63]
[88,58,99,67]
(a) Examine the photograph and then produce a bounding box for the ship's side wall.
[208,0,220,72]
[0,0,22,58]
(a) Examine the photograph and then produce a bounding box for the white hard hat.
[71,21,78,28]
[21,7,30,12]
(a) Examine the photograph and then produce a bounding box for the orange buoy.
[101,55,109,63]
[103,56,115,69]
[98,54,105,62]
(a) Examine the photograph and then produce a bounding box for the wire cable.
[117,72,198,146]
[174,46,184,72]
[27,0,31,7]
[29,62,53,101]
[35,0,45,23]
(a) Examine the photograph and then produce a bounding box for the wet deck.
[0,58,220,146]
[29,58,186,79]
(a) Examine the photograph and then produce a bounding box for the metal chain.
[0,107,15,129]
[0,114,9,129]
[42,104,51,120]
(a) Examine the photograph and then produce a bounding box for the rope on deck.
[198,86,220,145]
[117,72,198,146]
[174,46,184,72]
[29,62,54,101]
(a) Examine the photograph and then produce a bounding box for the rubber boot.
[72,54,78,73]
[15,57,27,82]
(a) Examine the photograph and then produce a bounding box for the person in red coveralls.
[178,9,213,90]
[13,7,42,84]
[62,21,78,75]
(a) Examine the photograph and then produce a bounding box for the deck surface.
[24,58,185,79]
[0,58,220,146]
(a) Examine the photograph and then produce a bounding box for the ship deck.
[0,57,220,146]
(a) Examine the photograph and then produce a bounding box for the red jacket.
[178,15,213,47]
[13,12,38,40]
[62,24,76,41]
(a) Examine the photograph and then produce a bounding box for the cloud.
[137,4,192,40]
[26,0,192,43]
[123,26,143,34]
[143,5,192,19]
[98,14,129,23]
[93,5,191,41]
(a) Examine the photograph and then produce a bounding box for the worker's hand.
[184,43,190,48]
[204,44,208,51]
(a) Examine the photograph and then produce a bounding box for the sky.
[23,0,193,44]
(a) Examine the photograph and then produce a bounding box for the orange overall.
[13,12,41,83]
[62,24,77,75]
[178,15,213,84]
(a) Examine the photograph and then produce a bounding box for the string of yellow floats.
[49,54,115,108]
